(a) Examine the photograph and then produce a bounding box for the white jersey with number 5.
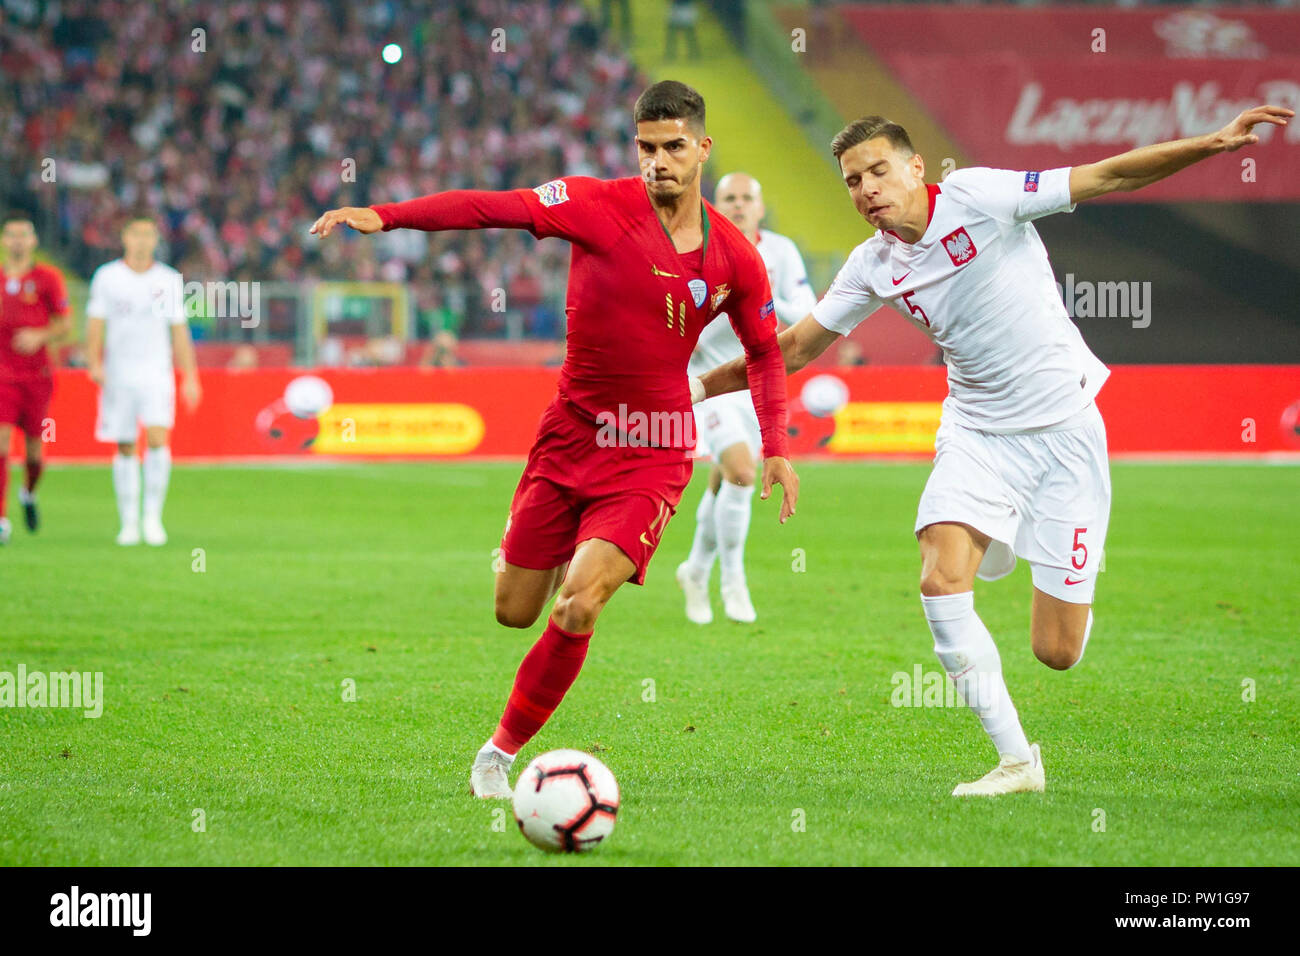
[689,228,816,376]
[812,167,1108,433]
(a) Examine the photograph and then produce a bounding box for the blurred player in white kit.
[86,217,201,546]
[676,172,816,623]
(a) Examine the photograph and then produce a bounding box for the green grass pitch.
[0,461,1296,866]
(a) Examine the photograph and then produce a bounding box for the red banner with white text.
[837,5,1300,201]
[11,365,1299,461]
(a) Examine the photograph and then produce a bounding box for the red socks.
[491,617,592,755]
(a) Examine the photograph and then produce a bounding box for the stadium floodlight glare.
[381,43,402,64]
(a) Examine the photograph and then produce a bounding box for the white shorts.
[914,403,1111,604]
[96,378,175,443]
[692,391,760,461]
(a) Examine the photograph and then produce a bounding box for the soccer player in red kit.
[0,212,71,544]
[312,81,798,797]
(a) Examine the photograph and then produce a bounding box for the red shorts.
[0,376,53,437]
[501,396,693,586]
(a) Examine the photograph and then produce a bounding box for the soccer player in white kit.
[676,173,816,623]
[695,105,1291,795]
[86,217,202,546]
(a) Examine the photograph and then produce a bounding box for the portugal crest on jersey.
[942,227,977,266]
[688,278,707,308]
[709,283,730,313]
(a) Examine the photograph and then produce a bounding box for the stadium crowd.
[0,0,651,342]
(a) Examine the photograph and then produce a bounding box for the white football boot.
[676,561,713,625]
[952,743,1045,797]
[720,575,757,623]
[0,517,11,545]
[116,523,141,546]
[469,749,514,799]
[142,517,168,547]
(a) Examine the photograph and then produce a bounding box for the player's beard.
[646,165,698,209]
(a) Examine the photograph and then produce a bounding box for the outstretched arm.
[310,206,384,236]
[697,314,840,400]
[1069,104,1293,203]
[311,177,604,241]
[310,190,534,237]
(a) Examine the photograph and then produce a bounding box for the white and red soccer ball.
[512,749,620,853]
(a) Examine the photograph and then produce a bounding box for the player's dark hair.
[634,81,706,135]
[831,116,915,161]
[1,210,35,228]
[122,212,157,229]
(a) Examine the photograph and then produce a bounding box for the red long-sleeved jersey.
[371,176,788,459]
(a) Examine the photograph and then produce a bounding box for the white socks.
[143,446,171,523]
[714,480,754,584]
[685,480,755,585]
[685,487,718,576]
[112,454,141,530]
[922,591,1032,763]
[114,448,171,529]
[479,740,516,763]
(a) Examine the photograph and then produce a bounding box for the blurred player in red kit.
[0,212,71,544]
[313,81,798,797]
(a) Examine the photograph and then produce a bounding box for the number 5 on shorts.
[1071,527,1088,571]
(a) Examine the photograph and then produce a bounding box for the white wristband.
[688,376,706,404]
